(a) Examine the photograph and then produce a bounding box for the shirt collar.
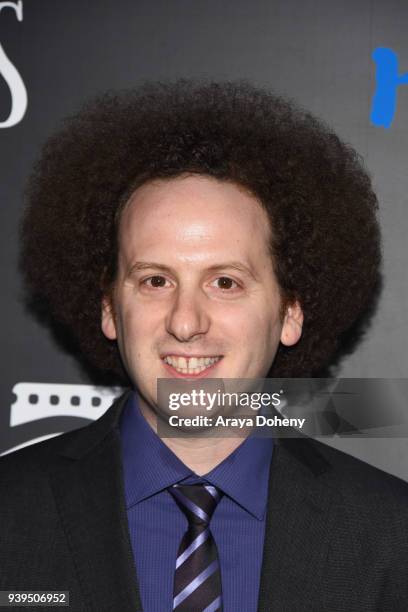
[120,392,273,520]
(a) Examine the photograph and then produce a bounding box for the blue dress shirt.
[119,393,274,612]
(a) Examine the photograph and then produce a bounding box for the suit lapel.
[258,437,339,611]
[48,391,143,612]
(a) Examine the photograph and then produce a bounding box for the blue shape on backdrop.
[371,47,408,128]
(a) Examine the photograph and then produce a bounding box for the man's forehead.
[118,174,272,250]
[118,216,272,278]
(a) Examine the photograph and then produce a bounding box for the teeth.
[164,355,221,373]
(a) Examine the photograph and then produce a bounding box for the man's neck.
[137,394,250,475]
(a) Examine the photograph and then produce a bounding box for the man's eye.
[143,275,169,288]
[213,277,239,290]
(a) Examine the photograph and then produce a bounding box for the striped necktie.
[168,483,224,611]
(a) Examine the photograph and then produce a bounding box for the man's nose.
[165,287,210,342]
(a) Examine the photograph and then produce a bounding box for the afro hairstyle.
[20,79,381,383]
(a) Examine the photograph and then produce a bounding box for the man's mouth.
[162,355,223,376]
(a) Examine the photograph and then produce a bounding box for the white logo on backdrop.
[0,1,27,128]
[2,382,124,455]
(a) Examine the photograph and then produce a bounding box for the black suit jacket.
[1,390,408,611]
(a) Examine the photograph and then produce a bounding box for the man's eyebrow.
[128,261,259,280]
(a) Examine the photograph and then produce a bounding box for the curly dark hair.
[20,79,381,383]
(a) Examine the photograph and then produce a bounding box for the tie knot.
[169,483,223,526]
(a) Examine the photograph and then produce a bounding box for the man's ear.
[280,301,303,347]
[101,295,117,340]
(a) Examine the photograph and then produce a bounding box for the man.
[1,80,407,611]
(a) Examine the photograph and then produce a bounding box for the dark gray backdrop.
[1,0,407,479]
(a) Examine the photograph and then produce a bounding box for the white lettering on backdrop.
[0,1,27,128]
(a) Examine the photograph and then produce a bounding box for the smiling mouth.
[162,355,222,375]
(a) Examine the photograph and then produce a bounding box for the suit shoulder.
[0,424,89,489]
[306,437,408,508]
[0,391,127,478]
